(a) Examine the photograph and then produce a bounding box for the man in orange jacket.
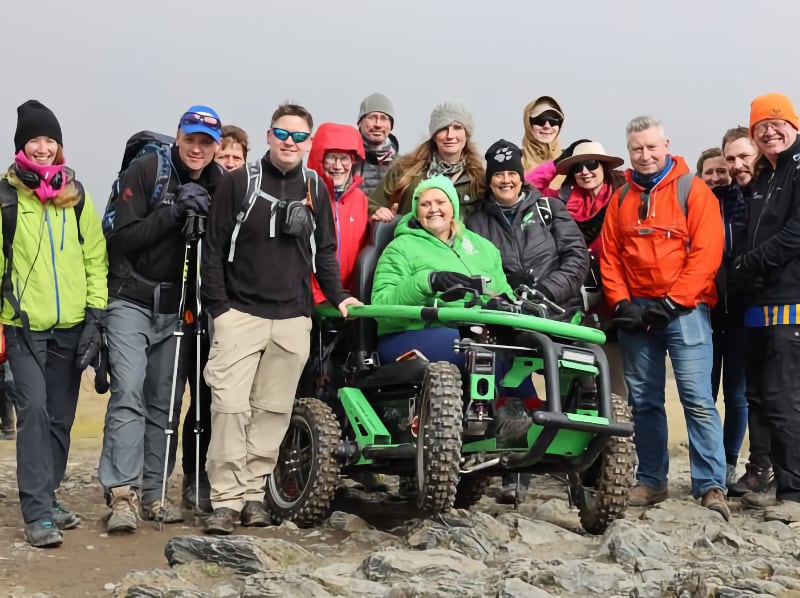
[600,115,729,521]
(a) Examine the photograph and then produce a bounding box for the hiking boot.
[142,499,184,523]
[701,488,731,522]
[204,507,239,535]
[495,473,531,505]
[106,486,140,533]
[628,484,668,507]
[741,491,779,509]
[24,518,63,548]
[397,475,418,500]
[725,463,738,487]
[351,472,389,492]
[240,501,270,527]
[727,463,774,497]
[181,474,212,514]
[51,501,81,530]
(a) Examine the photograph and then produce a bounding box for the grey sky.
[1,0,797,213]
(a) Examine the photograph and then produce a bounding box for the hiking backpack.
[102,131,176,234]
[228,161,321,269]
[617,173,695,218]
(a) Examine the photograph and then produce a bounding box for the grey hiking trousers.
[98,299,182,504]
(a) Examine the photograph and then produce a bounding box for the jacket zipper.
[44,210,61,326]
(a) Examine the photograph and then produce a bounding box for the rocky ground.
[1,376,799,597]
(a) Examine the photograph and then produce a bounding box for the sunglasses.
[271,127,311,143]
[529,115,562,128]
[638,190,651,221]
[569,160,601,175]
[180,112,221,131]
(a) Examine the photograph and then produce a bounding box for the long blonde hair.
[521,97,564,171]
[386,137,485,205]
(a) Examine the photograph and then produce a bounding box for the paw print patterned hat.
[485,138,524,184]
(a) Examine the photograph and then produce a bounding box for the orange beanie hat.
[750,93,800,135]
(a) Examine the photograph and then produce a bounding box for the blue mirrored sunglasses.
[271,127,311,143]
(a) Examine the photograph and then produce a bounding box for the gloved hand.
[76,308,106,370]
[93,342,110,394]
[554,138,592,165]
[428,271,485,294]
[643,297,692,331]
[485,295,519,313]
[171,183,211,220]
[612,300,645,332]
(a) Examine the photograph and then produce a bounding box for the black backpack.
[102,131,175,234]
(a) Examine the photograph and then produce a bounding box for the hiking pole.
[193,233,204,515]
[158,211,202,530]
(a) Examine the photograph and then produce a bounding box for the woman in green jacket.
[2,100,107,548]
[371,175,512,364]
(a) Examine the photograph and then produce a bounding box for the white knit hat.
[429,100,475,138]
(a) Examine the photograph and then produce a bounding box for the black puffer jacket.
[739,135,800,307]
[466,189,589,319]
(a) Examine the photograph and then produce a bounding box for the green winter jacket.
[0,169,107,330]
[371,177,513,335]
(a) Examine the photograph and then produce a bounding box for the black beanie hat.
[485,138,524,185]
[14,100,63,153]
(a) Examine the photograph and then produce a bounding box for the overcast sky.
[2,0,797,213]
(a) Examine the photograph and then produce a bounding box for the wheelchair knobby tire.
[454,474,491,509]
[265,397,341,527]
[416,362,463,514]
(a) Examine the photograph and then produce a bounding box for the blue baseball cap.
[179,105,222,142]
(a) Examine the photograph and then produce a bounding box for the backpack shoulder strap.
[227,162,263,263]
[150,145,175,207]
[617,183,630,208]
[535,196,552,226]
[73,180,86,245]
[0,179,19,263]
[675,173,694,217]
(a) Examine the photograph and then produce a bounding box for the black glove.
[429,271,484,294]
[643,297,692,331]
[93,341,110,394]
[612,300,645,332]
[171,183,210,220]
[554,138,592,165]
[485,295,519,313]
[76,308,106,370]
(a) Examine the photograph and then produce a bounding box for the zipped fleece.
[202,154,348,320]
[1,172,107,330]
[307,123,369,303]
[466,190,588,319]
[600,155,723,308]
[740,135,800,307]
[371,186,513,335]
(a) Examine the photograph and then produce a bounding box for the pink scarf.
[565,182,613,222]
[14,150,66,203]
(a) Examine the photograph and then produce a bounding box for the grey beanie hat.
[358,93,395,125]
[429,100,474,138]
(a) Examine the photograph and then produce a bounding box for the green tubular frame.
[338,387,392,464]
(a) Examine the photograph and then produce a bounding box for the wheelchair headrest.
[353,219,399,302]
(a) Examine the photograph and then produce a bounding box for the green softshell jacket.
[1,172,108,330]
[371,214,514,335]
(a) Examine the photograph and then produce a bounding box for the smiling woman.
[368,100,485,221]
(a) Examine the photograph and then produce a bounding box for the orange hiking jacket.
[600,156,723,309]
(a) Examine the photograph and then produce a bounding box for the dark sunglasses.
[568,160,601,175]
[529,115,562,128]
[638,190,651,221]
[271,127,311,143]
[180,112,222,130]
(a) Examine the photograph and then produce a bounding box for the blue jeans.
[378,328,464,368]
[711,325,748,465]
[619,302,726,498]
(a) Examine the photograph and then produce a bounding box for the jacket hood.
[409,175,461,222]
[308,123,366,175]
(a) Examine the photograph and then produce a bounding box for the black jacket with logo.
[107,146,223,312]
[740,135,800,306]
[202,154,348,320]
[466,189,588,319]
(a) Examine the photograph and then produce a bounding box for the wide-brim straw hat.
[555,141,624,175]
